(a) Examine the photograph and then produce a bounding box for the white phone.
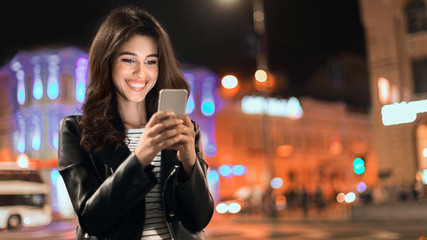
[158,89,188,116]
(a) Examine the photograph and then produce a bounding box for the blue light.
[205,143,217,157]
[33,82,43,100]
[18,140,25,153]
[218,165,232,177]
[270,177,283,189]
[201,100,215,117]
[18,90,25,104]
[32,136,41,151]
[48,81,59,99]
[207,169,220,184]
[353,157,365,175]
[422,169,427,184]
[186,98,195,114]
[53,135,59,150]
[232,165,247,176]
[50,169,61,186]
[76,83,86,103]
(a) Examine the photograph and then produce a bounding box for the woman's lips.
[126,80,146,91]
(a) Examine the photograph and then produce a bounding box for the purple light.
[75,56,88,103]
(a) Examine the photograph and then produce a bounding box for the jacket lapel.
[160,149,179,186]
[90,143,131,172]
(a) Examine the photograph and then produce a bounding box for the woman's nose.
[134,64,145,78]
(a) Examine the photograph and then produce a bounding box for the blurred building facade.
[0,47,89,219]
[359,0,427,190]
[210,93,377,203]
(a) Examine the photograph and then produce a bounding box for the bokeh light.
[207,169,220,184]
[218,165,233,177]
[270,177,283,189]
[232,165,247,176]
[422,169,427,184]
[201,100,215,117]
[353,157,365,175]
[32,135,41,151]
[16,154,30,168]
[221,75,238,89]
[357,182,367,193]
[336,193,345,203]
[216,203,228,214]
[33,82,43,100]
[255,69,267,83]
[345,192,356,203]
[228,203,241,213]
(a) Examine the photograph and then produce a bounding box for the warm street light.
[254,69,267,83]
[221,75,239,89]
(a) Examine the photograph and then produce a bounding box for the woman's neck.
[118,99,147,129]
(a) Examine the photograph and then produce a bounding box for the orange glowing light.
[276,145,293,158]
[378,77,391,105]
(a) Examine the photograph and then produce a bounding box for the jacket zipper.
[162,164,179,240]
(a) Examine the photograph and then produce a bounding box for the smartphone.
[158,89,188,116]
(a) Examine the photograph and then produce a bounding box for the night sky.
[1,0,366,103]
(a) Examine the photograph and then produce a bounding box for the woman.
[58,6,214,240]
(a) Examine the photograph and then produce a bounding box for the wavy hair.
[80,6,190,152]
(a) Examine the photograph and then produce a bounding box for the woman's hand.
[173,115,196,175]
[134,111,185,168]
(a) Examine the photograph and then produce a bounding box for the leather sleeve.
[174,121,214,231]
[58,116,156,237]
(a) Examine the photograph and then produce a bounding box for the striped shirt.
[126,128,172,240]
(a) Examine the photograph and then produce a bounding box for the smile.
[126,80,146,90]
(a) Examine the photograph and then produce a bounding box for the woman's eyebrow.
[118,52,159,58]
[118,51,137,57]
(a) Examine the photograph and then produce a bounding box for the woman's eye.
[145,60,158,65]
[121,58,135,63]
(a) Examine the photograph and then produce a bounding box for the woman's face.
[112,34,159,105]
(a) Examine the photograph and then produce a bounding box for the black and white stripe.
[126,128,172,240]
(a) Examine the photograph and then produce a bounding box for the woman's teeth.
[129,83,145,88]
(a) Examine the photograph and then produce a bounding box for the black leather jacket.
[58,115,214,240]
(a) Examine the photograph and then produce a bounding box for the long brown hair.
[80,6,190,152]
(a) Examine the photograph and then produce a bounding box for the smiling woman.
[112,35,159,115]
[57,6,214,240]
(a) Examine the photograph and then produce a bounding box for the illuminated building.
[359,0,427,190]
[0,47,88,219]
[211,94,377,202]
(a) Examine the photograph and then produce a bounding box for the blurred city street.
[2,202,427,240]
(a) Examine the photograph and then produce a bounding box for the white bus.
[0,162,52,230]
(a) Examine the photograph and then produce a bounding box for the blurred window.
[0,170,43,183]
[405,0,427,33]
[412,58,427,93]
[329,63,344,87]
[0,194,45,208]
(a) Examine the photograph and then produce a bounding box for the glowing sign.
[241,96,303,118]
[381,99,427,126]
